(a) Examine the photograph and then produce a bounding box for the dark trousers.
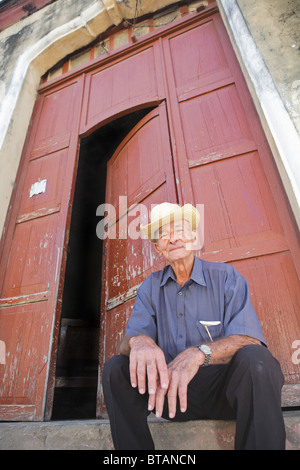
[102,345,286,450]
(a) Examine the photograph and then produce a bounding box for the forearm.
[199,334,261,365]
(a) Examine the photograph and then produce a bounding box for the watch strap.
[198,345,212,366]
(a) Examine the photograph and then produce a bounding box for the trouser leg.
[102,354,154,450]
[102,354,231,449]
[224,345,286,450]
[103,346,286,450]
[160,345,285,450]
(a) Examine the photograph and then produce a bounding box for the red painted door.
[0,76,83,420]
[162,13,300,389]
[97,103,177,414]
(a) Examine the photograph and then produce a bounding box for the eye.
[160,232,169,239]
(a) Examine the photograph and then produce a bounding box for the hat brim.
[140,204,200,242]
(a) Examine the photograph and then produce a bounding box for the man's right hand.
[128,335,169,411]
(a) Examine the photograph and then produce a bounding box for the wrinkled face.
[154,219,197,263]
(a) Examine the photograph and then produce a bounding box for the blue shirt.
[126,257,266,363]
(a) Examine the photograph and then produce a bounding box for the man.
[103,202,286,450]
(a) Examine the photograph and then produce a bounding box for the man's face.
[154,219,197,263]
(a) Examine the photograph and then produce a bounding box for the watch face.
[201,345,211,354]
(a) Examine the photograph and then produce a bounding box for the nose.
[169,230,179,244]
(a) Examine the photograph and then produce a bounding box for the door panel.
[81,46,162,134]
[233,252,300,383]
[30,83,79,159]
[0,214,58,302]
[169,19,232,100]
[0,77,83,420]
[189,152,286,258]
[180,85,256,165]
[97,104,177,414]
[17,149,68,223]
[0,302,51,420]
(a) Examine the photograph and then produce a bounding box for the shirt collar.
[160,256,207,287]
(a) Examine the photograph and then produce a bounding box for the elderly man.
[102,203,285,450]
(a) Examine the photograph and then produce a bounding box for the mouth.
[169,246,184,252]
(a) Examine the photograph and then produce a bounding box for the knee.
[233,345,284,385]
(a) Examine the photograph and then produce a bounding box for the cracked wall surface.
[237,0,300,134]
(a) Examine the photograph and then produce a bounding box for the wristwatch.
[198,344,212,366]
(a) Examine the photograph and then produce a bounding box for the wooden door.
[162,13,300,392]
[0,77,83,420]
[97,103,177,414]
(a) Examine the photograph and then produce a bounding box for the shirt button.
[178,291,183,295]
[179,313,183,317]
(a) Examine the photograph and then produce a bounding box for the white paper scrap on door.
[30,179,47,198]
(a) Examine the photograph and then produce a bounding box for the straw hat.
[140,202,200,242]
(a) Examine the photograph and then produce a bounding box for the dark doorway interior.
[51,107,154,420]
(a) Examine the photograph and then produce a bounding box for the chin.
[169,248,189,260]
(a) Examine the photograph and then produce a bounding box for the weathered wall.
[237,0,300,134]
[0,0,299,239]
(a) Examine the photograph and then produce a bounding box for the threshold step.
[0,411,299,450]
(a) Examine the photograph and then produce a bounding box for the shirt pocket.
[196,320,224,343]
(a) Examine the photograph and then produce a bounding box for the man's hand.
[155,335,261,418]
[128,335,169,403]
[122,334,261,419]
[154,347,204,419]
[127,336,204,418]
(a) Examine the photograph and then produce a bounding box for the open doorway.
[51,107,154,420]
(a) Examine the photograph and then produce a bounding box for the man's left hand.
[153,347,204,419]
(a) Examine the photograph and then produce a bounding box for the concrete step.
[0,411,299,450]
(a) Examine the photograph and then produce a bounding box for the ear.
[154,242,162,255]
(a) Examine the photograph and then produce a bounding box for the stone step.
[0,411,299,450]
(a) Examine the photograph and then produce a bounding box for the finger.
[129,353,138,388]
[137,359,147,394]
[167,374,179,419]
[154,385,168,418]
[178,377,188,413]
[148,391,156,412]
[147,359,158,396]
[156,355,169,390]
